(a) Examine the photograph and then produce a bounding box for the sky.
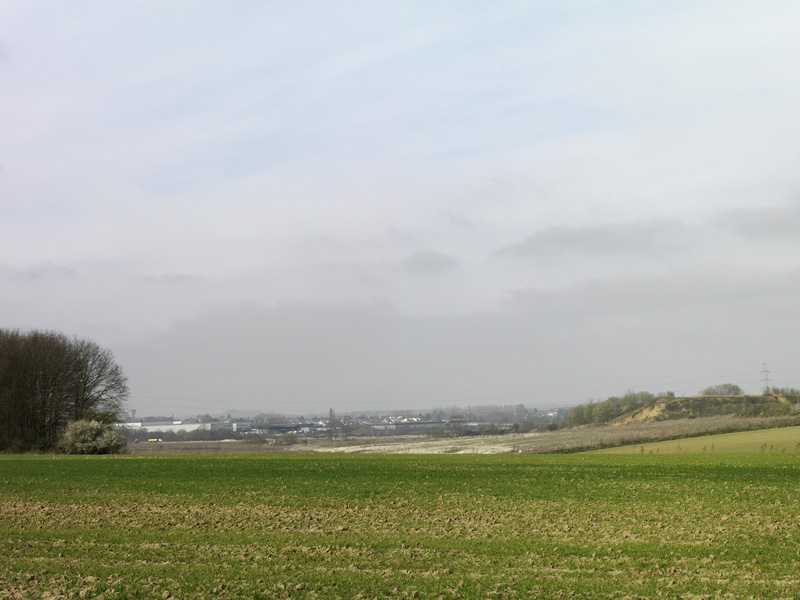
[2,1,800,417]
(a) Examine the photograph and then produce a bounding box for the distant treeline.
[566,386,800,427]
[428,404,565,423]
[434,404,529,416]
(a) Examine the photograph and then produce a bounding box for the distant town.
[120,404,567,443]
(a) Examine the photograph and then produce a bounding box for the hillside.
[613,394,791,425]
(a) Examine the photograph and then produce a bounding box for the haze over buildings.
[2,2,800,416]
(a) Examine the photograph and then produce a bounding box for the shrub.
[59,420,127,454]
[276,432,300,446]
[699,383,743,396]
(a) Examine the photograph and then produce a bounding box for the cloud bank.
[2,1,800,414]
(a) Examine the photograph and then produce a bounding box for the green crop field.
[595,425,800,455]
[2,453,800,599]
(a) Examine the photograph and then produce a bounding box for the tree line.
[0,329,128,452]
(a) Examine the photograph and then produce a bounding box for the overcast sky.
[3,1,800,417]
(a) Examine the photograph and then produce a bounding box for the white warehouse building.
[120,421,252,434]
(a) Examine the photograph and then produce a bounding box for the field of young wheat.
[2,453,799,599]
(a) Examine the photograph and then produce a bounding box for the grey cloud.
[400,250,459,275]
[499,219,688,261]
[716,200,800,240]
[1,262,78,281]
[140,273,205,285]
[386,227,426,244]
[114,298,572,415]
[508,263,800,319]
[442,211,474,229]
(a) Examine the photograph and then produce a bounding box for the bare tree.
[0,330,73,450]
[68,337,128,423]
[0,329,128,452]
